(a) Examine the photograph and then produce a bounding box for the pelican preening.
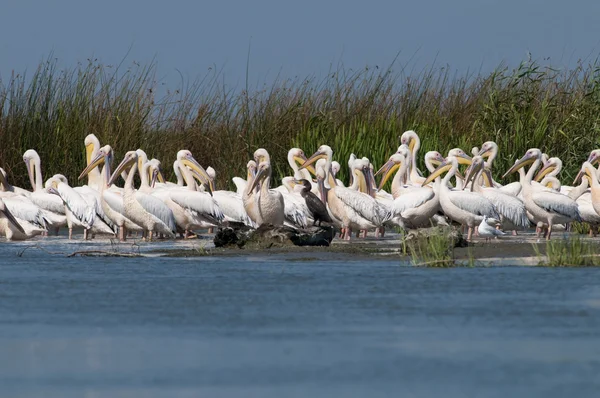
[2,130,600,243]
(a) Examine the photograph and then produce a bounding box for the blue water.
[1,240,600,397]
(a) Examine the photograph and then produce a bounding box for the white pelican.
[152,153,225,234]
[400,130,425,186]
[502,148,580,240]
[477,141,521,196]
[423,156,500,241]
[272,177,310,228]
[464,156,530,231]
[46,177,96,239]
[377,149,446,229]
[573,163,600,235]
[302,145,390,239]
[0,193,48,240]
[22,150,68,234]
[108,151,177,240]
[245,149,285,226]
[79,145,145,241]
[202,167,254,227]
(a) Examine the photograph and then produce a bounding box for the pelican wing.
[481,189,529,227]
[334,188,391,225]
[531,191,580,220]
[2,196,48,229]
[447,191,499,218]
[213,191,255,227]
[392,188,434,216]
[232,177,247,195]
[57,184,95,228]
[134,191,177,232]
[168,190,225,225]
[498,182,521,196]
[280,192,308,228]
[103,190,125,215]
[30,191,65,214]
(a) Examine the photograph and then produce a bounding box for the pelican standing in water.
[246,149,285,226]
[423,156,500,241]
[302,145,390,239]
[503,148,580,240]
[108,151,177,240]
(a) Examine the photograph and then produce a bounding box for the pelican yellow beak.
[24,158,36,191]
[481,169,494,187]
[456,153,472,165]
[534,163,555,182]
[377,159,401,191]
[408,137,416,153]
[293,153,317,176]
[463,161,483,189]
[477,147,492,158]
[78,152,106,180]
[300,150,327,170]
[502,153,536,179]
[180,154,211,187]
[316,175,327,204]
[188,167,213,196]
[248,165,267,195]
[422,160,452,186]
[85,142,95,166]
[108,155,135,186]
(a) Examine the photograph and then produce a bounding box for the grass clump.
[535,236,600,266]
[407,231,455,267]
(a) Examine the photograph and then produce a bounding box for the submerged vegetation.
[1,56,600,189]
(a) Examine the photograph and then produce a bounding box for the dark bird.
[295,179,332,226]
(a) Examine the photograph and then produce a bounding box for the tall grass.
[535,236,600,266]
[1,56,600,190]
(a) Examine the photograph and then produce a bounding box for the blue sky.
[2,0,600,90]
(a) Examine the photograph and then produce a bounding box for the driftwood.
[66,250,142,257]
[214,224,336,249]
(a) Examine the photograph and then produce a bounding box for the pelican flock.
[0,130,596,242]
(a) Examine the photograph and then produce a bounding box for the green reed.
[1,56,600,190]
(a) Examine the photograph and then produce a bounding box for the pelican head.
[534,157,562,182]
[502,148,542,179]
[352,158,373,197]
[254,148,271,165]
[477,141,498,158]
[247,159,272,195]
[23,149,40,190]
[79,145,113,184]
[205,166,216,193]
[463,155,486,189]
[422,156,457,186]
[400,130,420,153]
[301,145,333,169]
[246,160,257,182]
[84,134,101,165]
[447,148,472,165]
[108,151,138,186]
[331,161,341,177]
[376,152,407,191]
[175,150,212,194]
[0,199,25,234]
[586,149,600,166]
[148,159,164,188]
[574,162,596,185]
